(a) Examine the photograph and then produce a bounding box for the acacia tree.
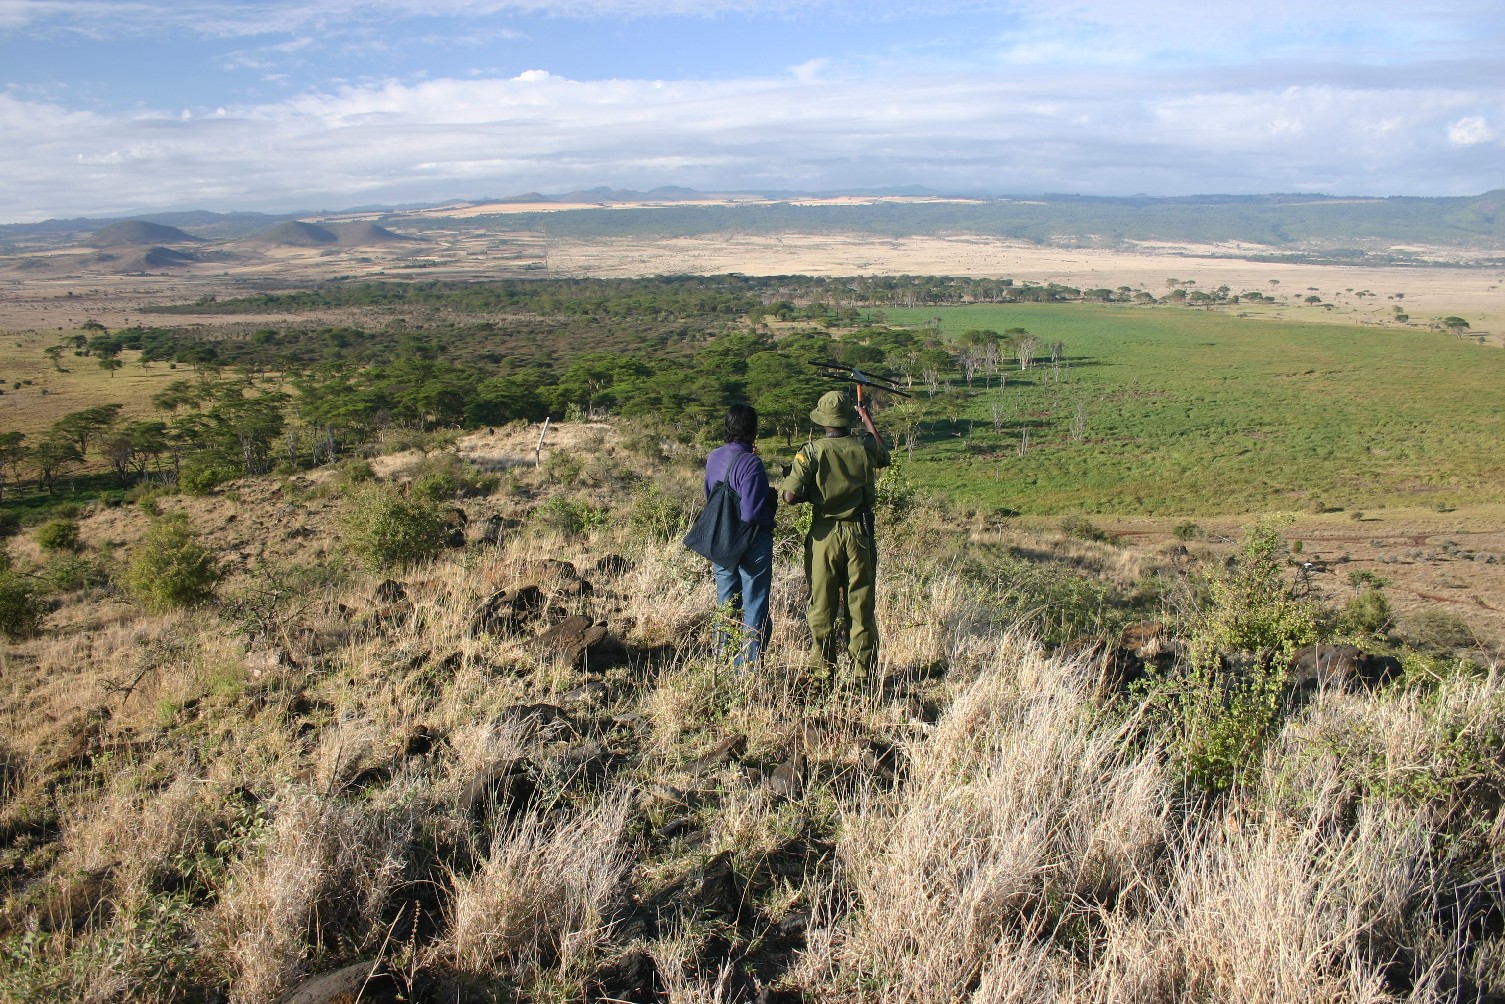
[0,432,27,502]
[33,437,82,494]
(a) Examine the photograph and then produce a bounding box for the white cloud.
[2,66,1501,222]
[1448,115,1494,145]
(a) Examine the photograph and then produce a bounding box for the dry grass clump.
[199,790,411,1004]
[443,792,632,982]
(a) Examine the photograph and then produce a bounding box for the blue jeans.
[713,525,773,665]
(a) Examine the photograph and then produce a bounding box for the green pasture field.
[878,304,1505,516]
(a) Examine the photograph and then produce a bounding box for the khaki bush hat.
[810,390,859,428]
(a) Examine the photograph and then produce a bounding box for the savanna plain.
[2,209,1505,1004]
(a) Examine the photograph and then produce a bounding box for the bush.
[1172,521,1203,541]
[342,485,447,570]
[623,481,693,544]
[1402,608,1476,654]
[44,554,112,592]
[179,462,235,496]
[337,458,376,491]
[0,573,45,639]
[34,519,79,552]
[1060,514,1111,543]
[0,510,18,539]
[1339,587,1392,637]
[532,496,608,538]
[124,514,220,611]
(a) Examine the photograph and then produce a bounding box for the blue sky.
[0,0,1501,222]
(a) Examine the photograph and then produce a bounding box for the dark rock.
[470,585,545,636]
[587,948,661,1004]
[458,759,538,824]
[593,554,635,577]
[530,614,626,671]
[274,960,409,1004]
[687,734,748,774]
[544,740,613,787]
[499,703,579,742]
[1060,638,1150,698]
[560,680,609,709]
[768,751,804,799]
[374,579,408,604]
[443,527,467,549]
[443,507,468,528]
[472,513,505,546]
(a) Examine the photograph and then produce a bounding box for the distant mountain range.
[3,188,1503,264]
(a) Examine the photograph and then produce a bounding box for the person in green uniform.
[780,389,891,679]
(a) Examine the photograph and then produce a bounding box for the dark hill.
[87,220,200,247]
[255,221,338,247]
[327,222,416,246]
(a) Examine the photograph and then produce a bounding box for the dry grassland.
[2,424,1504,1002]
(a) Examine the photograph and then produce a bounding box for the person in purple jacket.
[703,404,777,664]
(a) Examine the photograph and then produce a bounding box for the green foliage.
[0,572,45,639]
[407,454,501,502]
[341,484,447,570]
[1152,659,1288,792]
[1060,515,1111,543]
[1172,522,1203,541]
[1149,522,1322,791]
[623,480,692,544]
[336,458,376,490]
[542,449,585,486]
[0,510,20,539]
[1339,588,1392,637]
[1402,608,1477,653]
[532,495,609,538]
[124,514,220,611]
[873,464,920,523]
[178,462,235,496]
[1183,522,1319,673]
[34,518,79,552]
[43,554,112,592]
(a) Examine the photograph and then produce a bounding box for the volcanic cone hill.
[326,221,417,245]
[254,220,339,247]
[85,219,201,247]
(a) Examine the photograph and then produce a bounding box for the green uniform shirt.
[780,432,891,520]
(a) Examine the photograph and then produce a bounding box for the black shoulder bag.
[683,472,757,567]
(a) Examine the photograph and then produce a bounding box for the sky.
[0,0,1502,223]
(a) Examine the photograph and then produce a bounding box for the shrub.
[1402,608,1476,654]
[124,514,220,611]
[44,554,112,592]
[179,462,235,496]
[0,572,45,639]
[1060,514,1111,543]
[623,481,691,544]
[542,450,584,486]
[34,518,79,552]
[0,510,19,539]
[1172,521,1203,541]
[532,496,608,538]
[342,484,447,570]
[1339,588,1392,636]
[337,458,376,491]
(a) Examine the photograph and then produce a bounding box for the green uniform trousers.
[804,517,878,675]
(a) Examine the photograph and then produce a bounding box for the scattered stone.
[530,614,626,671]
[561,679,609,709]
[458,759,538,824]
[374,579,408,603]
[274,960,409,1004]
[687,734,748,774]
[399,724,439,759]
[470,585,546,636]
[593,554,635,578]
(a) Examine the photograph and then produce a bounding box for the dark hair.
[725,404,758,443]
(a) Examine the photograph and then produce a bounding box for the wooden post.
[534,417,551,468]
